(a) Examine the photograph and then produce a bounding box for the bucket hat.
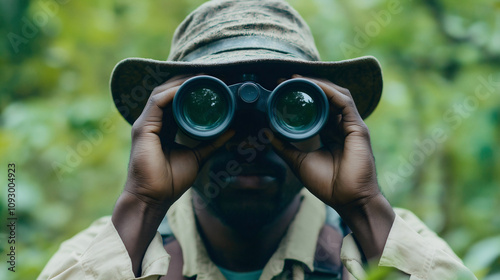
[110,0,383,125]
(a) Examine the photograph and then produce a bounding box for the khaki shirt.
[38,189,477,280]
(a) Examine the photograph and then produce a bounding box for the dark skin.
[112,74,396,276]
[193,192,302,271]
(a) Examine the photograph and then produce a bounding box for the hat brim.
[110,54,383,125]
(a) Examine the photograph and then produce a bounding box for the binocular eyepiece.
[172,75,329,141]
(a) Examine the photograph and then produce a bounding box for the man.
[39,0,476,279]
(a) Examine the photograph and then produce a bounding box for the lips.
[208,152,287,190]
[226,175,277,190]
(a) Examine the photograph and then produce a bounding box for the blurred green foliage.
[1,0,499,279]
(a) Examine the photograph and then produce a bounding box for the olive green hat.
[110,0,383,125]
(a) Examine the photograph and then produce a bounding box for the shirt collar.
[166,188,326,279]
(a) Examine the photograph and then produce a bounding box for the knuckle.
[148,94,161,107]
[131,121,144,139]
[151,85,163,96]
[293,152,307,173]
[192,148,203,167]
[342,88,352,97]
[358,123,371,138]
[344,96,355,107]
[336,94,353,108]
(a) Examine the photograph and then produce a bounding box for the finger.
[292,75,370,140]
[265,130,307,175]
[141,73,208,123]
[277,77,288,84]
[299,76,361,119]
[157,74,210,144]
[160,105,178,148]
[133,76,193,137]
[192,129,236,166]
[132,85,179,136]
[319,113,344,147]
[151,73,206,96]
[292,74,351,97]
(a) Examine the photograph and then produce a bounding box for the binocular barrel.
[172,75,329,141]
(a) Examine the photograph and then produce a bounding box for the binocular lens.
[182,87,228,130]
[173,76,328,141]
[268,78,328,140]
[274,90,317,131]
[173,76,235,140]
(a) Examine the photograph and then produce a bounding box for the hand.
[269,75,379,210]
[112,75,233,276]
[123,74,234,208]
[269,75,395,260]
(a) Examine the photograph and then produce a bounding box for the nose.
[225,111,273,154]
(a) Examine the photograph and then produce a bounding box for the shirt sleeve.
[340,208,478,280]
[38,216,170,280]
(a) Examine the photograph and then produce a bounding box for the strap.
[308,223,345,278]
[160,236,191,280]
[181,35,316,62]
[306,206,348,279]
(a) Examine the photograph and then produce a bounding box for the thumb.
[192,130,235,166]
[265,131,307,175]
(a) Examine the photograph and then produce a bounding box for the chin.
[192,147,305,233]
[192,184,302,235]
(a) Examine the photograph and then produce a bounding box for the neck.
[192,192,302,272]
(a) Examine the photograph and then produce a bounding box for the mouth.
[208,153,287,191]
[226,175,277,190]
[225,163,278,190]
[236,162,277,176]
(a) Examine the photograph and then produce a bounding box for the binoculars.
[172,75,329,141]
